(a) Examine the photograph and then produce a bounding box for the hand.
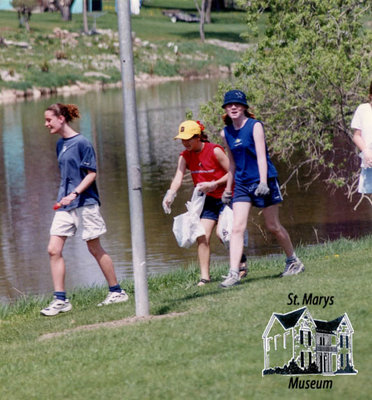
[196,181,218,194]
[254,182,270,196]
[221,190,233,204]
[362,148,372,168]
[59,192,78,206]
[162,189,176,214]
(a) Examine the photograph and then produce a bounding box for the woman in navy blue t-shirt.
[219,90,305,288]
[41,103,128,316]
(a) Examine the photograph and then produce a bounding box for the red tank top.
[181,142,226,199]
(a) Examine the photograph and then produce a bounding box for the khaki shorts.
[50,204,107,241]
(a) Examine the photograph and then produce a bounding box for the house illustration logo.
[262,307,358,376]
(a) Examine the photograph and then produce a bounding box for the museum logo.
[262,307,357,389]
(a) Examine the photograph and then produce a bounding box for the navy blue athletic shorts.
[200,195,226,221]
[232,177,283,208]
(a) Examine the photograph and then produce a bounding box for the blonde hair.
[46,103,80,123]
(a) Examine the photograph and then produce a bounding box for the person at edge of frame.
[352,80,372,194]
[219,89,305,288]
[41,103,128,316]
[162,119,248,287]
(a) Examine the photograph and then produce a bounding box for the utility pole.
[116,0,149,317]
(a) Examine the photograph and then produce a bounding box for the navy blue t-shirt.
[56,134,100,211]
[224,118,278,185]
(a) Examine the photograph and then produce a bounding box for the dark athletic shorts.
[200,195,226,221]
[232,177,283,208]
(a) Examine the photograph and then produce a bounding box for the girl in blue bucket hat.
[219,90,305,287]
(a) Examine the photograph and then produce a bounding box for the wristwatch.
[73,191,79,197]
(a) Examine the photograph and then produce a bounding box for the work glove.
[162,189,177,214]
[254,182,270,196]
[221,190,233,204]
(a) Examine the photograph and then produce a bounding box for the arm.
[253,122,268,184]
[196,146,229,193]
[353,129,372,167]
[162,156,187,213]
[169,155,187,192]
[253,122,271,196]
[221,129,236,202]
[59,169,97,206]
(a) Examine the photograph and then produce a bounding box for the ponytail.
[46,103,80,123]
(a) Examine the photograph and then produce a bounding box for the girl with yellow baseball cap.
[163,119,247,286]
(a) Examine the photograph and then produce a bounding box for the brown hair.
[190,133,209,142]
[222,109,256,126]
[46,103,80,123]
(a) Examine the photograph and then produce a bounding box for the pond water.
[1,78,371,303]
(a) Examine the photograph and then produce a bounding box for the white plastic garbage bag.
[217,205,248,248]
[172,188,206,248]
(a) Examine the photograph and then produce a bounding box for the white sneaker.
[97,290,129,307]
[220,270,240,288]
[280,259,305,277]
[40,297,72,316]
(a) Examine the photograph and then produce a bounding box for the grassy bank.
[0,1,248,94]
[0,237,371,399]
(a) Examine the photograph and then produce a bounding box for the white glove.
[221,190,233,204]
[254,182,270,196]
[162,190,176,214]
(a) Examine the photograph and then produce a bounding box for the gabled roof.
[314,316,343,333]
[315,313,354,334]
[274,307,307,329]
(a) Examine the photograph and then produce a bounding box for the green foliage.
[11,0,38,9]
[202,0,372,197]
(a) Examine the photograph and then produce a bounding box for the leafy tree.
[201,0,371,203]
[11,0,38,31]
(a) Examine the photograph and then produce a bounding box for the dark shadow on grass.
[172,31,247,43]
[152,273,281,315]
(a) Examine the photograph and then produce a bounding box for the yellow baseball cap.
[174,120,201,140]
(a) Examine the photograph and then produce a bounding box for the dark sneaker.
[40,297,72,316]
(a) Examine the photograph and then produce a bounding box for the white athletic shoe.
[220,270,240,288]
[97,290,129,307]
[280,258,305,277]
[40,297,72,316]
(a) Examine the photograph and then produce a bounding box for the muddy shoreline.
[0,69,230,105]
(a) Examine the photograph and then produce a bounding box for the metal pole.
[116,0,149,317]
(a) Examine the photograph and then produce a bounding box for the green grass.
[0,2,249,91]
[0,237,371,399]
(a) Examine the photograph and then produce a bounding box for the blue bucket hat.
[222,89,248,108]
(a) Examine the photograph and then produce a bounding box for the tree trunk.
[205,0,212,24]
[60,5,71,21]
[83,0,89,33]
[200,0,206,42]
[194,0,206,42]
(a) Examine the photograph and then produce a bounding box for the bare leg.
[262,204,294,257]
[229,202,251,272]
[86,238,118,287]
[197,218,217,282]
[48,235,67,292]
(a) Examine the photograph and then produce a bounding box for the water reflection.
[0,79,372,302]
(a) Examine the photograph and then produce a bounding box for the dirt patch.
[206,39,253,52]
[38,312,187,341]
